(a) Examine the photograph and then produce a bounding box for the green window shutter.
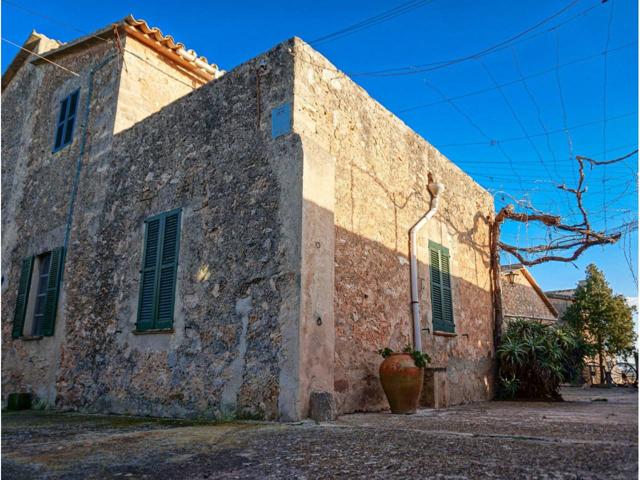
[429,242,454,333]
[440,252,454,329]
[53,90,79,152]
[156,211,180,329]
[137,209,181,331]
[137,217,161,331]
[13,256,34,338]
[41,247,64,336]
[429,247,443,327]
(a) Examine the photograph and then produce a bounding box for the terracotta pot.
[379,353,424,414]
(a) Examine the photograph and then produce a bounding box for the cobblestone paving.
[2,387,636,479]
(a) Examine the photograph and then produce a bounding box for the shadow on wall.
[47,43,302,420]
[328,204,495,415]
[3,34,494,420]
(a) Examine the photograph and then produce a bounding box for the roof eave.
[502,266,559,318]
[30,24,120,66]
[123,25,213,83]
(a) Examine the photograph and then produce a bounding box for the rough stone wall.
[1,39,123,405]
[501,272,557,323]
[292,39,495,414]
[113,36,201,134]
[3,36,304,420]
[547,295,574,321]
[53,40,302,421]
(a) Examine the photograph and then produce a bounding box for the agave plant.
[497,318,582,400]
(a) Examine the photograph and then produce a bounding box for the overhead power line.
[397,41,635,113]
[437,112,636,147]
[480,60,555,181]
[511,47,562,182]
[3,0,199,90]
[2,37,80,76]
[4,0,100,40]
[351,0,584,77]
[601,0,615,231]
[310,0,435,46]
[453,143,638,166]
[423,77,527,191]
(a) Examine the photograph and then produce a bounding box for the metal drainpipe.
[61,53,118,280]
[409,182,444,352]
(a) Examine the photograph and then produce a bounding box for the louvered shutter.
[137,210,181,331]
[53,90,79,151]
[440,252,454,332]
[54,97,69,150]
[429,247,443,328]
[137,217,161,330]
[41,247,64,336]
[12,256,34,338]
[429,242,454,333]
[156,211,180,329]
[62,91,79,146]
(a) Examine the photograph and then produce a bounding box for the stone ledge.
[433,331,457,338]
[19,335,44,341]
[132,328,174,335]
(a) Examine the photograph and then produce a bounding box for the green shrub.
[497,374,520,400]
[498,319,581,400]
[377,345,431,368]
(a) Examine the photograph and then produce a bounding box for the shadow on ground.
[2,387,637,479]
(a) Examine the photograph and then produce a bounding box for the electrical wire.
[311,0,435,46]
[453,143,638,167]
[480,59,554,181]
[2,37,80,76]
[437,111,636,147]
[397,42,636,114]
[3,1,199,90]
[514,46,558,180]
[601,0,615,231]
[423,76,526,191]
[351,0,584,77]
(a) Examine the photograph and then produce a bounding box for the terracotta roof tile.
[124,15,222,79]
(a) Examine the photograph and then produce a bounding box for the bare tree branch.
[499,234,619,266]
[491,149,627,337]
[576,148,638,166]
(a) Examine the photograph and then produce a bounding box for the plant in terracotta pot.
[378,345,430,414]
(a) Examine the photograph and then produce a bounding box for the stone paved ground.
[2,387,637,479]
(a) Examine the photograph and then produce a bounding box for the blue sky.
[2,0,638,300]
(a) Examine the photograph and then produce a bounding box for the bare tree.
[489,149,638,340]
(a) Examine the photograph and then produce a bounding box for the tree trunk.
[598,346,605,385]
[490,218,503,346]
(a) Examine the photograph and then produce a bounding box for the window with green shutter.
[53,90,79,152]
[429,241,454,333]
[12,247,64,338]
[13,256,34,338]
[137,209,181,331]
[41,248,64,336]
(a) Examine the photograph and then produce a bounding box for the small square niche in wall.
[271,102,292,139]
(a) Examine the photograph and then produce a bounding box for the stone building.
[500,264,558,325]
[545,288,578,321]
[2,16,496,420]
